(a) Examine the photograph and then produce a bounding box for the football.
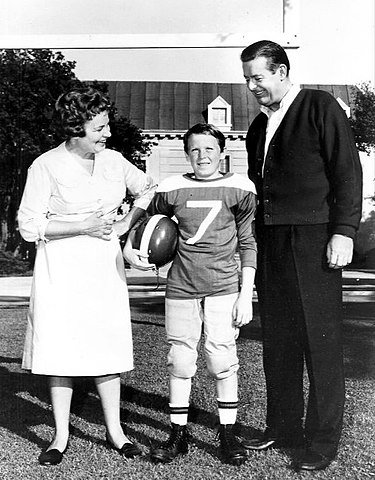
[132,214,179,268]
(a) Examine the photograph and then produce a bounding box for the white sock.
[169,404,189,425]
[169,376,191,426]
[217,399,238,425]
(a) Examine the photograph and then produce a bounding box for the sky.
[0,0,374,85]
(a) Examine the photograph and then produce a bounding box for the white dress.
[18,142,154,376]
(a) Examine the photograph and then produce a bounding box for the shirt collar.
[260,84,301,117]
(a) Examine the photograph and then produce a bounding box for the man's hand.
[326,234,354,269]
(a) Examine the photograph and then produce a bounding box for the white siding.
[145,136,248,183]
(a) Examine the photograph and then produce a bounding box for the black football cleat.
[150,423,189,464]
[217,424,248,466]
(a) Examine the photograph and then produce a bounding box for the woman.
[18,87,155,466]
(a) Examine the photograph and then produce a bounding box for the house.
[106,81,356,184]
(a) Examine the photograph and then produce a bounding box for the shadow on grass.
[0,356,244,459]
[0,362,50,450]
[0,362,130,452]
[0,299,373,462]
[64,380,262,458]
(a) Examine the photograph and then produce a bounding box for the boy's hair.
[183,123,226,154]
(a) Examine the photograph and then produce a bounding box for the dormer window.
[208,95,232,131]
[212,107,227,124]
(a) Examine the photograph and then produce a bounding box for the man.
[241,40,362,471]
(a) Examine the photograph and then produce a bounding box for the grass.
[0,297,374,479]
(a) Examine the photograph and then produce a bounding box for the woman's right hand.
[81,211,114,240]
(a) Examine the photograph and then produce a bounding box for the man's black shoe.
[242,428,305,451]
[241,429,277,450]
[150,423,189,464]
[217,424,248,466]
[294,449,332,471]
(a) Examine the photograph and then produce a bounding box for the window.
[207,96,232,131]
[212,108,227,124]
[220,154,231,173]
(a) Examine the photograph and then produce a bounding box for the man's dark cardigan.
[245,88,363,459]
[246,88,362,238]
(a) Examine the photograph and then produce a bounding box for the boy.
[124,123,257,466]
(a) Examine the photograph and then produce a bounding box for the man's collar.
[260,84,301,116]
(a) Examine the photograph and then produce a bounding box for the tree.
[349,82,375,267]
[0,49,81,251]
[90,81,151,171]
[107,116,151,172]
[350,82,375,155]
[0,49,151,256]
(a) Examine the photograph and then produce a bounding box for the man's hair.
[240,40,290,75]
[55,87,111,138]
[183,123,226,154]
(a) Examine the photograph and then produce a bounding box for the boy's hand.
[123,247,155,271]
[232,293,253,327]
[123,244,156,271]
[122,229,155,271]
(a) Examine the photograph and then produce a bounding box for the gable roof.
[106,81,355,131]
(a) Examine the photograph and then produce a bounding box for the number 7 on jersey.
[186,200,222,245]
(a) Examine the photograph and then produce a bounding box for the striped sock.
[217,399,238,425]
[169,404,189,426]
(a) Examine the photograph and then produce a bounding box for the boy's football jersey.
[149,172,257,299]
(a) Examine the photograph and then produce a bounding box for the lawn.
[0,297,374,480]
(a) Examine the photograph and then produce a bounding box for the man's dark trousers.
[255,223,344,459]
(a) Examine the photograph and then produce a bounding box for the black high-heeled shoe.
[105,434,142,459]
[39,443,68,466]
